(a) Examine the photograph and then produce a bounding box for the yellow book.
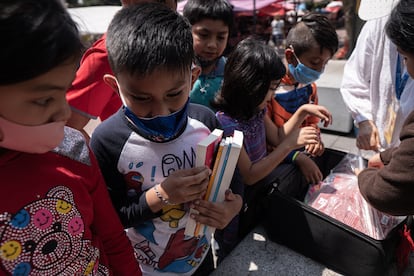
[184,130,223,237]
[184,130,244,237]
[193,139,226,237]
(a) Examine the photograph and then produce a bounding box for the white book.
[185,129,223,237]
[201,130,244,236]
[185,130,244,237]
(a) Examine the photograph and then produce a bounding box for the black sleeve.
[90,111,161,228]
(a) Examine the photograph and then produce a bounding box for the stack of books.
[185,129,244,237]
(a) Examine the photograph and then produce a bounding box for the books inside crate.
[185,129,243,237]
[262,150,409,276]
[305,153,405,240]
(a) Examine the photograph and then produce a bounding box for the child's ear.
[285,48,296,65]
[103,74,119,95]
[190,65,201,89]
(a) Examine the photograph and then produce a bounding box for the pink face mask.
[0,116,66,154]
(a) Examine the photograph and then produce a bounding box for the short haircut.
[0,0,82,85]
[106,2,193,77]
[183,0,233,30]
[286,13,338,57]
[121,0,177,7]
[212,37,286,120]
[386,0,414,54]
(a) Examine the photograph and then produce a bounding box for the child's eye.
[195,31,209,37]
[167,91,182,98]
[131,95,151,102]
[33,97,53,106]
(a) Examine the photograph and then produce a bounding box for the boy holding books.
[90,3,242,275]
[65,0,178,140]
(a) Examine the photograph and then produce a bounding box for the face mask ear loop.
[115,78,128,108]
[289,45,301,66]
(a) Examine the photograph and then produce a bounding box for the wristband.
[291,151,300,162]
[154,184,172,205]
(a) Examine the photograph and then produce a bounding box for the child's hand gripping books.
[185,129,243,237]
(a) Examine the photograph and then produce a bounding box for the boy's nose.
[151,103,170,117]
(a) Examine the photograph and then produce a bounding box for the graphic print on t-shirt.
[0,186,108,275]
[118,128,211,274]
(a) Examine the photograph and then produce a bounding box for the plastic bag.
[305,153,405,240]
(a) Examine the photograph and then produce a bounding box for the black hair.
[183,0,233,30]
[121,0,178,6]
[212,37,285,120]
[386,0,414,54]
[0,0,83,85]
[286,13,338,57]
[106,2,193,77]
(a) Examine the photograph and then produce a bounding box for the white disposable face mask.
[0,116,65,153]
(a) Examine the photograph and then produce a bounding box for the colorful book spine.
[184,130,244,237]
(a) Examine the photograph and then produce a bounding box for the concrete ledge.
[316,60,353,134]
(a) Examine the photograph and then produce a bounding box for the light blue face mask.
[288,51,323,85]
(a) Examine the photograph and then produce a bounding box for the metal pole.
[294,0,298,23]
[253,0,256,34]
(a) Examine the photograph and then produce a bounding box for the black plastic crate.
[262,148,406,276]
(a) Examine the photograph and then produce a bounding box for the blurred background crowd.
[65,0,365,60]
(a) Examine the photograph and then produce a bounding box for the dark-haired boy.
[90,3,242,275]
[183,0,233,111]
[66,0,177,141]
[267,13,339,184]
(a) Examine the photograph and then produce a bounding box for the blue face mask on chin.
[288,55,323,85]
[124,99,189,142]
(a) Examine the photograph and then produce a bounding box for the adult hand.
[354,153,383,176]
[367,153,384,169]
[356,120,380,151]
